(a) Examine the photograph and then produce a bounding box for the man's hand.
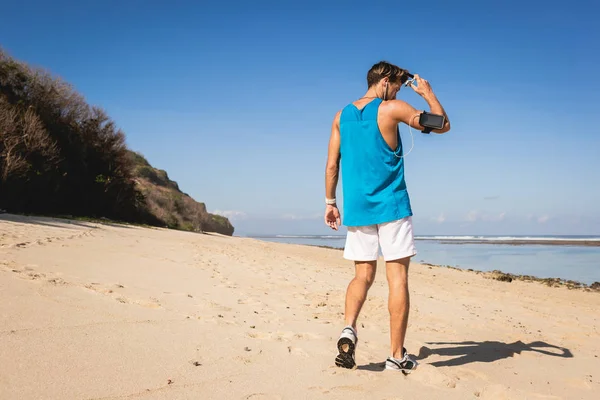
[386,73,451,134]
[324,205,341,230]
[409,74,434,99]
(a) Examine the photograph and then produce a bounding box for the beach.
[254,235,600,286]
[1,214,599,400]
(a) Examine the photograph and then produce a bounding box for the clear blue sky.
[2,0,599,235]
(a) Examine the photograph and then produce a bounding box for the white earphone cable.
[393,113,420,159]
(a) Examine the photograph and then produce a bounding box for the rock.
[489,270,513,283]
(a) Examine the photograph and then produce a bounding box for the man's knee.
[385,258,410,285]
[354,261,376,287]
[358,272,375,288]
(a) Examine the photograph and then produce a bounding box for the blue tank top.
[339,98,413,227]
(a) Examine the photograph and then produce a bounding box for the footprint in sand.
[327,385,364,393]
[25,271,46,281]
[85,283,114,295]
[476,383,516,399]
[292,332,322,340]
[244,393,282,400]
[451,366,489,381]
[134,297,162,309]
[309,384,367,394]
[234,356,254,365]
[84,283,161,309]
[408,364,457,389]
[46,277,69,286]
[4,265,71,287]
[287,346,309,358]
[237,297,262,306]
[308,386,332,394]
[208,301,232,312]
[323,366,342,376]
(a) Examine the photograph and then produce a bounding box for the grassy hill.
[0,47,233,236]
[129,151,233,235]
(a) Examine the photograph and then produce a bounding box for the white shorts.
[343,217,417,262]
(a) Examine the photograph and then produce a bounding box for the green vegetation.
[0,48,233,236]
[129,150,234,235]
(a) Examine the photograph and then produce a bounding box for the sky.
[1,0,599,236]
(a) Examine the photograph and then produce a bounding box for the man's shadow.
[417,340,573,367]
[357,340,572,371]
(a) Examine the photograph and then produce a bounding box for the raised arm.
[388,75,451,134]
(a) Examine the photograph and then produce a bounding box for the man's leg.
[335,260,376,369]
[344,261,377,330]
[386,257,410,359]
[377,217,418,371]
[342,224,379,330]
[337,225,379,369]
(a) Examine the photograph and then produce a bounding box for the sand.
[1,213,599,400]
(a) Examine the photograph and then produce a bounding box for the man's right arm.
[390,75,451,134]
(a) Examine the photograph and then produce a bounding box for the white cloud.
[525,214,551,224]
[212,210,247,221]
[537,215,550,223]
[430,213,446,223]
[466,210,479,222]
[281,213,322,221]
[281,214,302,221]
[465,210,506,222]
[526,213,535,221]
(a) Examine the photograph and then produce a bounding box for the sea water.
[244,235,600,285]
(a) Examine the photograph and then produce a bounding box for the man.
[324,61,450,373]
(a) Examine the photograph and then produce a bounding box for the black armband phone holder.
[419,111,445,134]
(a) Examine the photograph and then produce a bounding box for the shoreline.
[430,239,600,247]
[420,263,600,292]
[246,235,600,247]
[308,244,600,292]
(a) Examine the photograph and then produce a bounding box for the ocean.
[244,234,600,285]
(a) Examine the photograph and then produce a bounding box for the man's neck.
[362,87,381,100]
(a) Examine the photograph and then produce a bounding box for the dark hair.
[367,61,410,87]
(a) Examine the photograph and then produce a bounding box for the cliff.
[0,47,233,236]
[129,151,234,235]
